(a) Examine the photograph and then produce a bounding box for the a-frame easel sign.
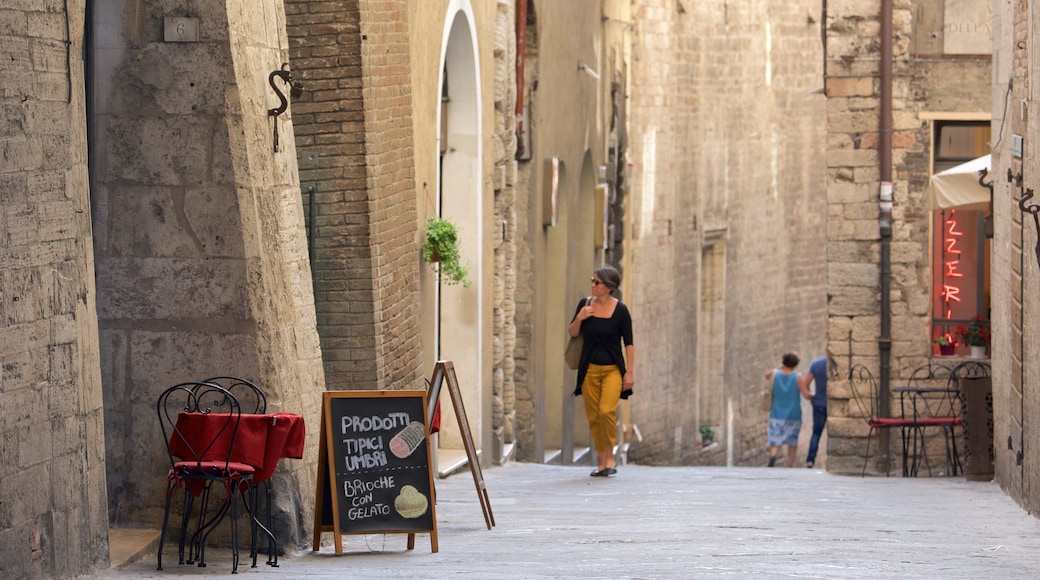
[427,360,495,530]
[312,390,438,554]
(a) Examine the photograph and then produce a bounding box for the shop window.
[931,121,990,355]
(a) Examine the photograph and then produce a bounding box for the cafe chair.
[198,376,279,568]
[201,376,267,414]
[902,362,960,476]
[949,360,990,383]
[157,382,255,573]
[848,364,918,477]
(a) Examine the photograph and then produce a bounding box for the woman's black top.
[570,297,634,397]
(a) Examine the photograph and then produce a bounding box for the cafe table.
[167,411,305,567]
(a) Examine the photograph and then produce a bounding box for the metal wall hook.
[268,63,304,152]
[1017,188,1040,271]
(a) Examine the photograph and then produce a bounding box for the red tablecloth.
[169,412,305,483]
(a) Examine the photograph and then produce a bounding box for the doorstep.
[109,527,161,568]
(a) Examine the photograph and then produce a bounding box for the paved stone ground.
[93,462,1040,579]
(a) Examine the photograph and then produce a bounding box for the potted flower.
[934,333,957,357]
[699,424,716,448]
[956,316,990,358]
[421,217,471,287]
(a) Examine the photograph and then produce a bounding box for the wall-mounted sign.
[1011,134,1024,159]
[163,17,199,43]
[543,157,560,227]
[943,0,991,55]
[595,183,610,250]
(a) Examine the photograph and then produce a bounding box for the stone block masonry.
[0,2,109,578]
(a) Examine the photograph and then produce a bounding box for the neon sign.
[940,209,964,319]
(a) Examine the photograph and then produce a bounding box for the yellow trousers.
[581,363,622,453]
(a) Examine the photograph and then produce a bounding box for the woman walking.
[568,265,635,477]
[764,352,808,467]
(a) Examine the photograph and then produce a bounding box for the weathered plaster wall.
[512,0,615,463]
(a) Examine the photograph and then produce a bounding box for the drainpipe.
[878,0,894,466]
[515,0,526,159]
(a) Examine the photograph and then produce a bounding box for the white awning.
[926,154,991,210]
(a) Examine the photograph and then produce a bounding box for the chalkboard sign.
[427,361,494,529]
[312,390,438,554]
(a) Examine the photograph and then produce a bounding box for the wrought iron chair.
[197,377,278,568]
[949,359,991,382]
[896,362,960,476]
[848,364,918,476]
[201,376,267,414]
[157,382,255,573]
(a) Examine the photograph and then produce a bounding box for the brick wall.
[287,0,425,391]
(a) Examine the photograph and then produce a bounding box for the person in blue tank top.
[800,356,830,469]
[764,352,810,467]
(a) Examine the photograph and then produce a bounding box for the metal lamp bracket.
[268,63,304,152]
[1009,168,1040,270]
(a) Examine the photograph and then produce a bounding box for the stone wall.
[624,0,829,466]
[992,0,1040,514]
[91,0,325,548]
[0,2,109,577]
[823,0,990,474]
[491,0,519,460]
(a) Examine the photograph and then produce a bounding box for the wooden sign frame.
[427,361,495,530]
[312,390,438,554]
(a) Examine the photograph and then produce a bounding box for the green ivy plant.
[421,217,471,287]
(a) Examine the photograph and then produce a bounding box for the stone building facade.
[821,0,992,475]
[0,3,108,577]
[992,0,1040,515]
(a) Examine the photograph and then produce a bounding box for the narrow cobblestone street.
[96,461,1040,579]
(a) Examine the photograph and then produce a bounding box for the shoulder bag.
[564,297,592,370]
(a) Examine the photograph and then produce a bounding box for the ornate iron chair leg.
[265,482,278,567]
[186,482,211,564]
[179,487,196,564]
[862,429,874,477]
[156,482,176,571]
[228,490,238,574]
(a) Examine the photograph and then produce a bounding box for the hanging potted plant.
[956,316,990,359]
[421,217,471,287]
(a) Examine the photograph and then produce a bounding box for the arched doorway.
[430,3,483,475]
